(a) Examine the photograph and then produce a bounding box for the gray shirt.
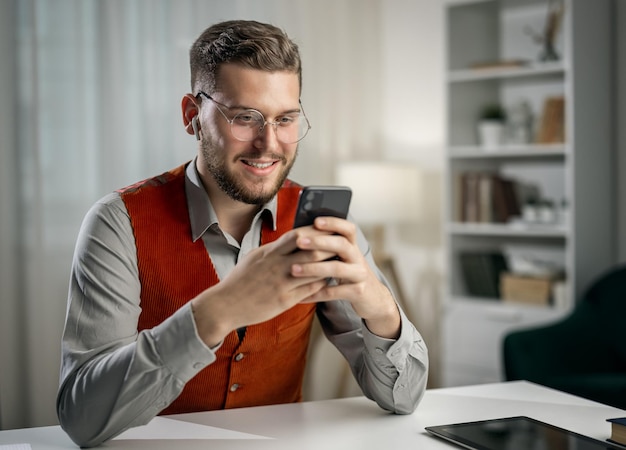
[57,161,428,447]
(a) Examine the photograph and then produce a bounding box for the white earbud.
[191,116,200,141]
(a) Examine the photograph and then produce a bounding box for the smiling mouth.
[242,160,278,169]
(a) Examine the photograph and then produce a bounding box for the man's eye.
[236,113,258,124]
[277,115,297,126]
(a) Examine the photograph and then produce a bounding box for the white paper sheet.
[0,445,32,450]
[113,416,271,441]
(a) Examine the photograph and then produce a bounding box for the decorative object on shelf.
[536,96,565,143]
[477,103,507,150]
[506,100,533,145]
[522,198,539,223]
[525,0,565,62]
[538,199,556,223]
[522,198,559,224]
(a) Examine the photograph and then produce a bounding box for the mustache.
[237,152,287,163]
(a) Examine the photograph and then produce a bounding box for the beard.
[200,137,297,205]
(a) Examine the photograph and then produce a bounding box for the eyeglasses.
[196,91,311,144]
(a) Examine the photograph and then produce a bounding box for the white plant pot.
[478,121,504,150]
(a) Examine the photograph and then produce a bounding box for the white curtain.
[0,0,384,428]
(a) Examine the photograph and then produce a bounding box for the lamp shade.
[336,161,422,225]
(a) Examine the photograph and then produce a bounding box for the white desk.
[0,381,623,449]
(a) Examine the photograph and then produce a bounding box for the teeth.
[245,161,273,169]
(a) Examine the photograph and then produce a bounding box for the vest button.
[230,383,240,392]
[234,353,245,362]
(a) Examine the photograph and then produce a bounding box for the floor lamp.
[336,161,423,297]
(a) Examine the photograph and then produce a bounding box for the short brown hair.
[189,20,302,95]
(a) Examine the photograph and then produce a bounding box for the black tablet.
[425,416,622,450]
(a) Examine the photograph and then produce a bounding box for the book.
[492,175,521,223]
[459,252,508,299]
[607,417,626,446]
[454,172,464,222]
[463,172,480,223]
[478,173,494,223]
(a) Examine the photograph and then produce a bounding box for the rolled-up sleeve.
[362,307,429,413]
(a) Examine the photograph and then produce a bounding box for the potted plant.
[477,103,507,149]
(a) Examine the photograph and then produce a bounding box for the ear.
[181,94,200,138]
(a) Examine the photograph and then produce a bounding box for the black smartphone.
[293,186,352,228]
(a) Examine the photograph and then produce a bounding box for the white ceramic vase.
[478,120,504,150]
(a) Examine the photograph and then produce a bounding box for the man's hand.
[190,225,337,348]
[291,217,401,339]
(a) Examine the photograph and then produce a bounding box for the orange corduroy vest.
[119,163,316,415]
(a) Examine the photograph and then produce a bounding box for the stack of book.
[455,172,521,224]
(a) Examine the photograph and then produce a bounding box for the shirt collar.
[184,158,278,242]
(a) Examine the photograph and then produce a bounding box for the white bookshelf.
[441,0,613,387]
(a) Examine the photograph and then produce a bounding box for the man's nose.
[255,122,280,147]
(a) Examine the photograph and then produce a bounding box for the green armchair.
[503,265,626,409]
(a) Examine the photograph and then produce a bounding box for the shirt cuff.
[150,302,218,383]
[362,307,416,372]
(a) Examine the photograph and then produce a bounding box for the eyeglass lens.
[230,110,309,144]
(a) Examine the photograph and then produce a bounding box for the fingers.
[295,231,359,265]
[291,279,329,302]
[298,278,367,305]
[274,224,335,256]
[311,216,358,244]
[282,216,357,251]
[289,217,363,285]
[291,256,367,285]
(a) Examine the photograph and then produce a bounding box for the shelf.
[448,144,567,159]
[447,222,568,238]
[445,0,494,6]
[448,62,566,83]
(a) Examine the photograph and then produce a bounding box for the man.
[57,20,428,448]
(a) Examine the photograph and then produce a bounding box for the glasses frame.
[195,91,311,144]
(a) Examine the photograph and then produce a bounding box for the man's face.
[197,63,301,205]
